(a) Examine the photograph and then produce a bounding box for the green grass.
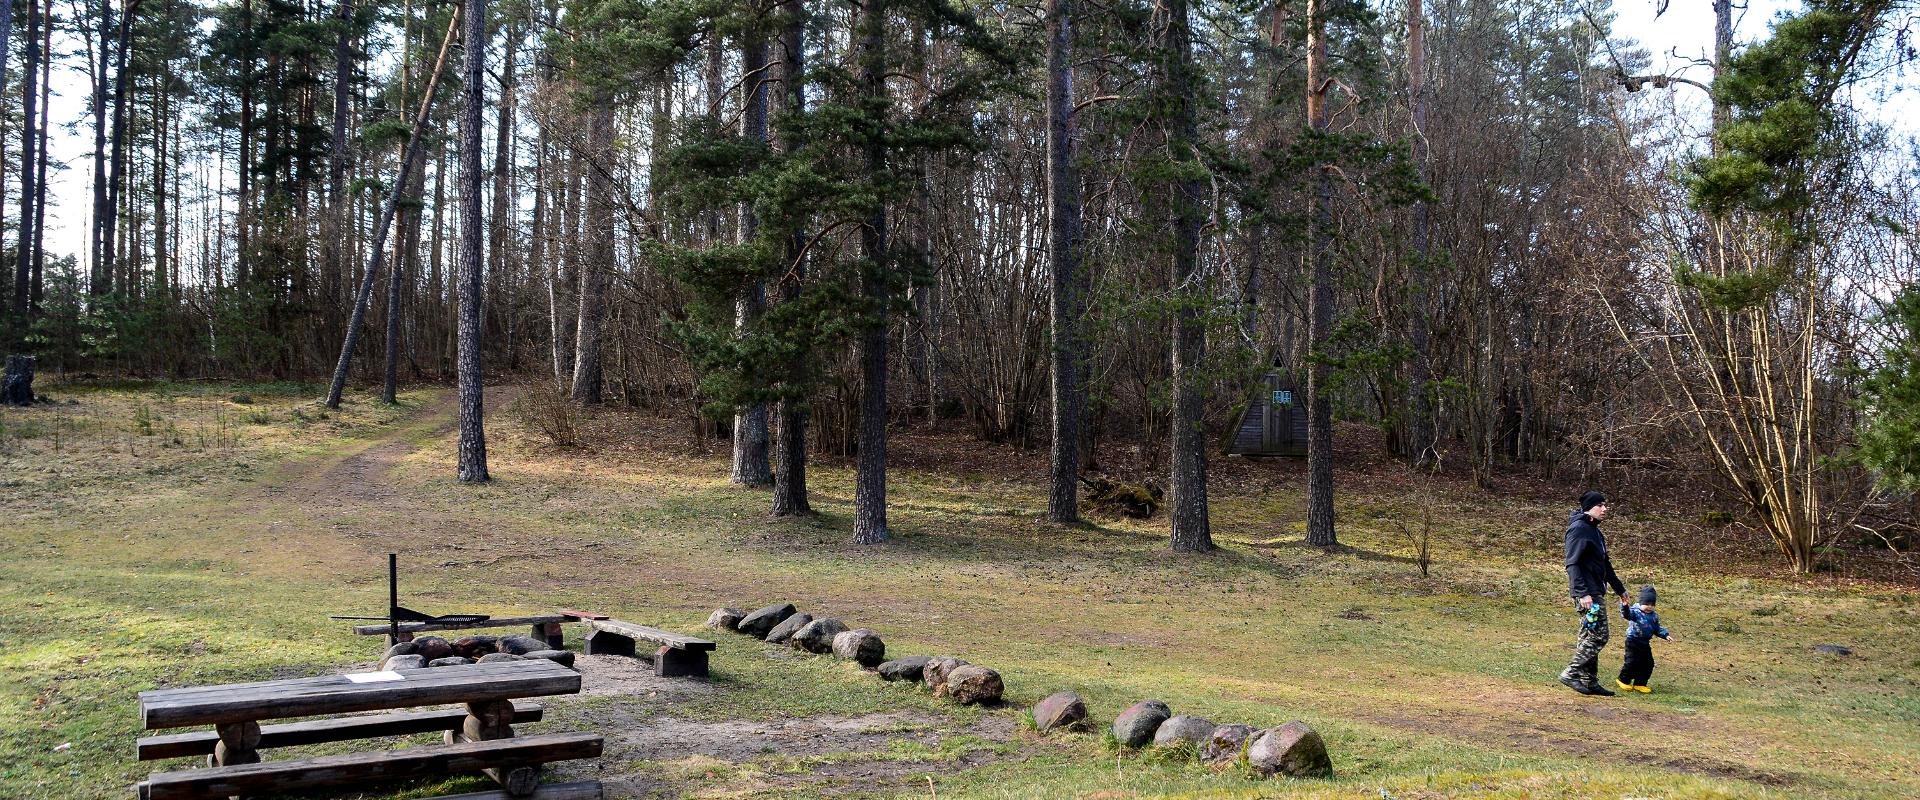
[1,383,1916,798]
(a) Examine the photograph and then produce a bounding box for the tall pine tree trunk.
[851,0,890,545]
[731,10,774,486]
[29,10,48,312]
[325,8,458,409]
[771,0,812,516]
[11,0,38,318]
[103,0,137,293]
[1045,0,1082,524]
[455,0,489,482]
[1404,0,1435,470]
[1161,0,1211,553]
[570,93,613,405]
[325,0,355,343]
[1304,0,1337,546]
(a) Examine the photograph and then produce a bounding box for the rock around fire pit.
[379,635,576,671]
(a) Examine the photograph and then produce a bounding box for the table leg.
[209,721,261,767]
[450,699,539,796]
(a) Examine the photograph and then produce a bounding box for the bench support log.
[655,646,708,679]
[447,698,538,795]
[535,622,565,650]
[582,629,634,658]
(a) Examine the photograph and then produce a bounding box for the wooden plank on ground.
[427,780,605,799]
[139,660,580,730]
[136,703,545,760]
[140,732,603,800]
[584,619,716,651]
[351,615,571,636]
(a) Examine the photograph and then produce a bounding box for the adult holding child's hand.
[1558,490,1628,696]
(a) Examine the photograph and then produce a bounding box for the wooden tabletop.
[138,660,582,730]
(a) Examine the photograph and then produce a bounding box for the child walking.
[1618,585,1672,693]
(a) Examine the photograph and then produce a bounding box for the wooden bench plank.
[140,732,603,800]
[136,703,545,760]
[428,780,604,800]
[584,619,716,651]
[352,615,572,636]
[140,661,581,730]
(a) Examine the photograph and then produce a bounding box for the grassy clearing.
[1,382,1915,799]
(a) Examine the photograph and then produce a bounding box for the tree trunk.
[90,2,112,294]
[11,0,38,318]
[570,94,613,405]
[324,7,458,409]
[1304,0,1337,547]
[455,0,490,482]
[103,0,138,294]
[1045,0,1082,524]
[29,9,48,312]
[731,10,773,487]
[325,0,355,341]
[1160,0,1212,554]
[851,0,890,545]
[771,0,812,517]
[1404,0,1435,470]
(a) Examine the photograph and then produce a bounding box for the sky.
[28,0,1917,273]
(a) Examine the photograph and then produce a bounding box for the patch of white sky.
[27,0,1919,274]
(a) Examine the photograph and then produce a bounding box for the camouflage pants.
[1559,601,1610,685]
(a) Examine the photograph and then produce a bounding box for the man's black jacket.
[1565,508,1626,600]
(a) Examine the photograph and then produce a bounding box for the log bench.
[581,619,716,678]
[135,660,601,799]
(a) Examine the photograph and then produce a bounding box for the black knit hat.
[1638,585,1657,605]
[1580,490,1607,512]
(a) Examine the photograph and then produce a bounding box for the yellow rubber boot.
[1636,684,1651,693]
[1617,680,1635,693]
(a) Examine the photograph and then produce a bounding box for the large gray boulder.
[380,654,426,671]
[427,656,474,668]
[1112,700,1171,748]
[382,642,420,660]
[498,635,547,656]
[1032,691,1091,733]
[1203,723,1257,762]
[764,612,814,645]
[524,649,576,668]
[832,629,887,668]
[737,603,797,638]
[791,618,848,654]
[707,608,746,630]
[942,665,1003,705]
[877,656,933,682]
[1246,721,1333,778]
[922,657,970,692]
[1153,715,1216,750]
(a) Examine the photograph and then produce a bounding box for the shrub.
[517,383,582,448]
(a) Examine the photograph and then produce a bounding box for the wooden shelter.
[1224,371,1307,457]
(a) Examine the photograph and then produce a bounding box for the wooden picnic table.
[136,659,600,799]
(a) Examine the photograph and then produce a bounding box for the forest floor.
[1,380,1916,799]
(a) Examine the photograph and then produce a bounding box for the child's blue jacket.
[1620,603,1670,642]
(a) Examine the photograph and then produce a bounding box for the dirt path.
[255,386,522,509]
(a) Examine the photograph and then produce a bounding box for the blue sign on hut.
[1223,370,1307,458]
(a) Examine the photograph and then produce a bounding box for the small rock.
[1153,715,1215,749]
[765,612,814,645]
[791,618,849,654]
[1247,721,1333,778]
[1814,644,1853,656]
[707,608,745,630]
[831,629,886,668]
[427,656,474,667]
[382,642,420,660]
[942,665,1003,705]
[737,603,798,638]
[1112,700,1172,748]
[524,650,576,668]
[1203,723,1257,762]
[499,635,547,656]
[922,656,970,692]
[413,636,454,662]
[452,635,501,659]
[878,656,934,682]
[1032,691,1091,733]
[381,654,426,671]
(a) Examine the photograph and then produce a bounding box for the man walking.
[1559,490,1627,696]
